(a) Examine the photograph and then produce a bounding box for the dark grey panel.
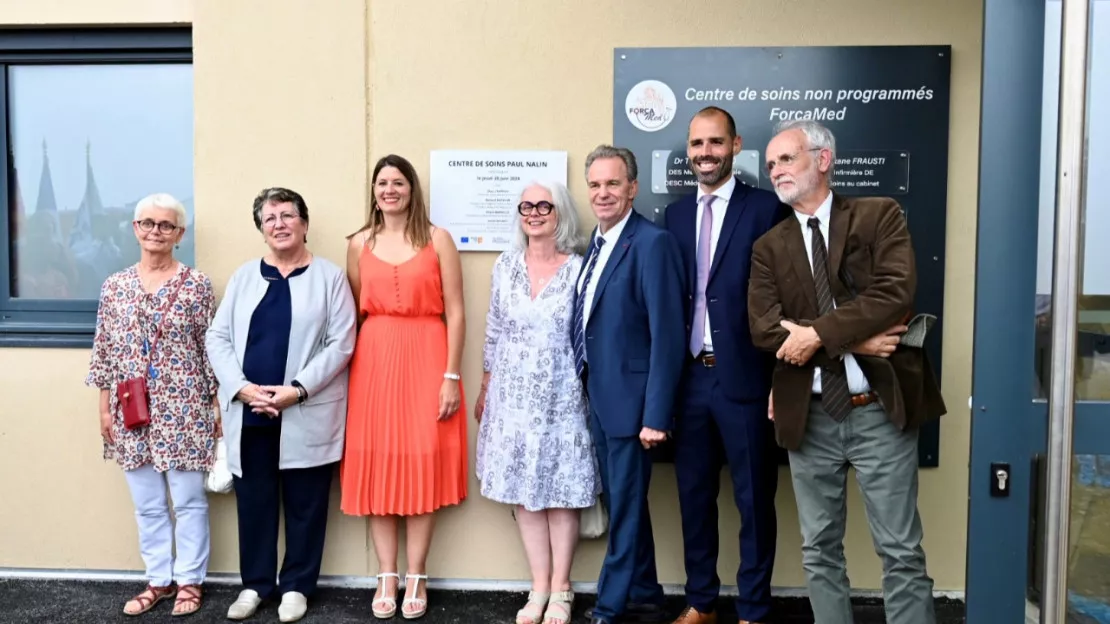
[613,46,951,467]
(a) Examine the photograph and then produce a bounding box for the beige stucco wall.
[0,0,192,25]
[0,0,980,593]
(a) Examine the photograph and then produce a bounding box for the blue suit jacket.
[577,210,687,438]
[664,177,792,403]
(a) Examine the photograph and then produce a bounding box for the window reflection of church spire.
[33,138,62,245]
[71,139,104,246]
[35,138,58,214]
[68,140,121,299]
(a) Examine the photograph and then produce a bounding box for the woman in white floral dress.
[475,180,601,624]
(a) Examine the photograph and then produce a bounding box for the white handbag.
[204,437,234,494]
[578,497,608,539]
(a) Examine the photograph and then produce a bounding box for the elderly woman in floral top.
[86,192,219,617]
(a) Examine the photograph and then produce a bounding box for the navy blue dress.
[240,259,308,426]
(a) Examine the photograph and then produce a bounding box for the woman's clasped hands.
[236,383,301,418]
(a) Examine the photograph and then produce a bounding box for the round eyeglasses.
[134,219,179,234]
[518,201,554,216]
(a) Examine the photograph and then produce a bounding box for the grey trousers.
[788,399,935,624]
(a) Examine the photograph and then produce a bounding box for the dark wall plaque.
[614,46,951,467]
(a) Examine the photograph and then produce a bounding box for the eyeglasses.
[134,219,179,234]
[518,201,555,216]
[765,148,823,174]
[262,212,301,228]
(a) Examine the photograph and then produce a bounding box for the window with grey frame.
[0,28,193,347]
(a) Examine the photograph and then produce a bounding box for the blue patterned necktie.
[573,236,606,378]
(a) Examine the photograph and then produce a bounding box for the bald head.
[692,106,737,140]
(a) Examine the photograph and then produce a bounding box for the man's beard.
[692,154,734,186]
[774,163,820,205]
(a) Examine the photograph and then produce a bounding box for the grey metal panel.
[0,28,191,55]
[966,0,1047,621]
[1074,403,1110,455]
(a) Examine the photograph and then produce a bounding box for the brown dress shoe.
[671,605,717,624]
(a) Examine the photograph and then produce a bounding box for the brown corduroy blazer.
[747,193,946,451]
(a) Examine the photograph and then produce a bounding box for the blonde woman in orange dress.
[340,154,467,620]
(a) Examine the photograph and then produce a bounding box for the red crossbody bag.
[117,269,190,430]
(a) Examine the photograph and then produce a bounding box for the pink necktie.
[689,195,715,356]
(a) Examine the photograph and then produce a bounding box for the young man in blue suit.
[662,107,791,624]
[573,145,686,624]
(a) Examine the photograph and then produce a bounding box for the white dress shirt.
[793,191,871,395]
[577,208,633,324]
[693,175,735,352]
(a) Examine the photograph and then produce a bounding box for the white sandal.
[372,572,400,619]
[402,573,428,619]
[542,590,574,624]
[515,590,550,624]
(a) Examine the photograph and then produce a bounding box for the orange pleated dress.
[340,242,468,516]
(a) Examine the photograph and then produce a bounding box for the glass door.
[968,0,1110,622]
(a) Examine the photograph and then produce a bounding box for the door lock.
[990,462,1010,497]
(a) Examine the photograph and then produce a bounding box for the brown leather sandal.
[171,584,203,617]
[123,583,177,616]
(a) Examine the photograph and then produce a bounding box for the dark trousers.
[673,362,779,622]
[233,425,334,598]
[589,406,665,622]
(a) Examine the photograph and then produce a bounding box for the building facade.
[0,0,985,604]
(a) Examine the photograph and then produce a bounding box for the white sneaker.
[278,591,308,623]
[227,589,262,620]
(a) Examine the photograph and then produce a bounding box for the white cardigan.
[205,256,357,475]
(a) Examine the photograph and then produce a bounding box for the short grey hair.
[251,187,309,231]
[513,180,585,255]
[584,144,638,181]
[773,119,837,177]
[133,193,187,227]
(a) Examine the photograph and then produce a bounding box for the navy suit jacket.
[577,210,687,438]
[664,177,792,403]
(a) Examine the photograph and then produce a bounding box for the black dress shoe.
[585,602,667,622]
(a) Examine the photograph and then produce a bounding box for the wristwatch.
[291,380,308,404]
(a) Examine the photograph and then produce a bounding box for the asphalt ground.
[0,579,967,623]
